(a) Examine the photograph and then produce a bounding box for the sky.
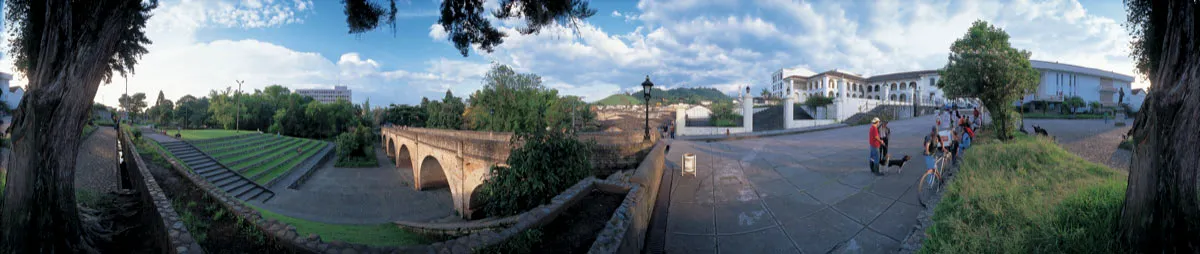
[0,0,1146,107]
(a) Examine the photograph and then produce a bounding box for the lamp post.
[236,80,244,133]
[641,76,654,141]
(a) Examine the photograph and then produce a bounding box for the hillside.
[597,87,733,105]
[595,94,643,106]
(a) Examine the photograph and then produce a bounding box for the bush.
[477,130,594,217]
[131,128,142,141]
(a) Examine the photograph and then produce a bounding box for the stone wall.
[119,129,205,253]
[150,138,430,253]
[615,141,667,253]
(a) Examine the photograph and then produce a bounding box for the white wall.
[788,119,836,129]
[678,127,750,136]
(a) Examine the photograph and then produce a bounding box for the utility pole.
[236,80,244,133]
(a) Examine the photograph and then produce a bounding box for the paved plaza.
[662,115,937,253]
[257,146,455,225]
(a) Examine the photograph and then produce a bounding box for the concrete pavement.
[661,115,940,253]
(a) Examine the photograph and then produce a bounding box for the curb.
[678,124,851,142]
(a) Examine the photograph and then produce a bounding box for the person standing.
[868,118,884,175]
[879,120,891,165]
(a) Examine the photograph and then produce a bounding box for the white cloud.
[429,24,448,41]
[612,10,622,17]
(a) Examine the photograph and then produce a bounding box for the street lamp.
[641,76,654,141]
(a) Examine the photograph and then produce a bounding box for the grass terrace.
[191,134,328,185]
[920,134,1127,253]
[171,129,251,141]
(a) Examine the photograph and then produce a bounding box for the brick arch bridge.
[381,125,661,219]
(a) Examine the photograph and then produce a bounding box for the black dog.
[1033,125,1050,137]
[881,155,911,173]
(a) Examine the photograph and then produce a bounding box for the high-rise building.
[295,85,352,103]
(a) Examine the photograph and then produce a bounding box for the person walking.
[868,117,884,175]
[879,120,891,166]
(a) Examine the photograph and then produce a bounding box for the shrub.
[131,128,142,141]
[1062,96,1085,114]
[477,130,594,217]
[334,132,361,158]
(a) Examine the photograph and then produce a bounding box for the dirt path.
[1060,126,1132,171]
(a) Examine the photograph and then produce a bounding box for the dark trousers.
[879,137,889,165]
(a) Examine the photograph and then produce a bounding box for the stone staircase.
[160,140,274,202]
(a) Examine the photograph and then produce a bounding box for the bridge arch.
[385,137,397,158]
[397,145,414,169]
[417,155,449,190]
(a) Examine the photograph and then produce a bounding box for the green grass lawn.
[1023,112,1106,119]
[175,129,250,141]
[920,134,1127,253]
[255,141,325,184]
[250,205,431,247]
[219,138,303,166]
[239,139,311,174]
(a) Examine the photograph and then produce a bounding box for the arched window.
[899,93,907,102]
[890,94,896,101]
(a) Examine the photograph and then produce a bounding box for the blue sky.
[0,0,1143,107]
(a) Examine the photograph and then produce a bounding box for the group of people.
[867,107,982,175]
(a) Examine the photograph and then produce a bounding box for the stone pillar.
[784,80,795,129]
[742,90,753,130]
[838,79,847,99]
[675,106,686,136]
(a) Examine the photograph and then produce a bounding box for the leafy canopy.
[938,20,1039,139]
[5,0,157,84]
[343,0,596,57]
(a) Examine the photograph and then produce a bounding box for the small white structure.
[675,92,752,136]
[682,153,696,176]
[0,72,22,110]
[684,105,712,120]
[1127,88,1147,112]
[1021,60,1135,111]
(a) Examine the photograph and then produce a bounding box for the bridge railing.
[382,125,662,166]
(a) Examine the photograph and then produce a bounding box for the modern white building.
[1021,60,1135,110]
[0,72,22,110]
[295,85,352,103]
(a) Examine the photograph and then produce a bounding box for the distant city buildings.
[295,85,351,103]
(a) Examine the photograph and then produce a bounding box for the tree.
[174,95,209,129]
[1087,101,1104,114]
[343,0,595,57]
[1062,96,1085,114]
[465,64,565,133]
[424,91,465,130]
[760,88,770,100]
[381,104,426,127]
[1117,0,1200,252]
[0,1,157,252]
[937,20,1040,140]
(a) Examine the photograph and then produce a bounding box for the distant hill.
[595,94,643,106]
[597,87,734,106]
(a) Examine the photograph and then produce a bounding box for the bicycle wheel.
[917,171,939,207]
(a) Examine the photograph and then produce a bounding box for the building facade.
[0,72,22,110]
[771,60,1135,111]
[295,85,352,103]
[1022,60,1134,109]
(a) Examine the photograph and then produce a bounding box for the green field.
[920,134,1127,253]
[594,94,642,106]
[251,205,431,247]
[173,129,250,141]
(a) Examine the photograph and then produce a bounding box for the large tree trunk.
[1,2,136,252]
[1117,1,1200,252]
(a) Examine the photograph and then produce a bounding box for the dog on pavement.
[881,155,911,173]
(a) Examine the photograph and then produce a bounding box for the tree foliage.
[937,20,1040,140]
[464,64,592,133]
[803,94,834,110]
[343,0,595,57]
[380,104,427,127]
[174,95,209,129]
[118,92,148,121]
[424,90,466,130]
[477,130,594,217]
[1062,96,1085,114]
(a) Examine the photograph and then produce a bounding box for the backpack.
[965,126,975,139]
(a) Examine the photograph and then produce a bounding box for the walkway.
[75,127,120,193]
[255,146,455,225]
[662,115,936,253]
[1022,118,1132,170]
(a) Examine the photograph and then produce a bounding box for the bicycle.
[917,151,954,207]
